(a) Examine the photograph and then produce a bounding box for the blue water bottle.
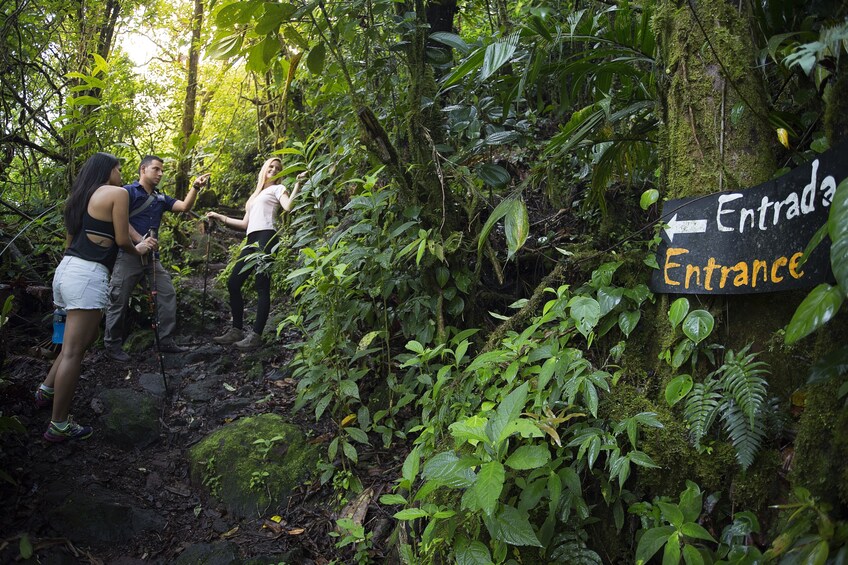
[51,308,66,344]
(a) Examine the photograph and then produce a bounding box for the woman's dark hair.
[64,152,119,236]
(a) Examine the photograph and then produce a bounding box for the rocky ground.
[0,278,400,564]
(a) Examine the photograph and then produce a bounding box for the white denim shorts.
[52,255,110,310]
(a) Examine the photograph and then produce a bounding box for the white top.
[246,184,287,234]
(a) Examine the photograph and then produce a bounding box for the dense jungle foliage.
[2,0,848,562]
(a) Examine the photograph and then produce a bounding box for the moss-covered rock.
[188,413,320,518]
[97,388,161,449]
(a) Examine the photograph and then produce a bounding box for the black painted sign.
[650,143,848,294]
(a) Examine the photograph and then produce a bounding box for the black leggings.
[228,230,276,335]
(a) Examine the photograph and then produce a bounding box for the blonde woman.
[206,158,306,349]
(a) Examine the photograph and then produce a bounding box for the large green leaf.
[449,415,490,444]
[830,178,848,293]
[455,537,494,565]
[422,451,476,488]
[678,481,703,523]
[505,445,551,470]
[657,501,684,528]
[671,339,694,370]
[477,164,510,187]
[668,298,689,330]
[255,3,297,34]
[473,461,505,516]
[483,505,543,547]
[479,33,518,82]
[785,284,845,344]
[665,374,693,406]
[430,32,470,54]
[394,508,429,520]
[618,310,641,338]
[477,197,515,253]
[682,544,704,565]
[504,198,529,260]
[441,48,485,89]
[207,32,244,59]
[662,532,680,565]
[597,287,623,316]
[831,236,848,297]
[682,310,714,344]
[829,177,848,242]
[69,95,101,106]
[640,189,659,210]
[306,43,326,75]
[489,382,529,444]
[591,262,621,288]
[635,526,675,564]
[485,131,520,145]
[680,522,716,542]
[216,0,260,26]
[568,297,600,337]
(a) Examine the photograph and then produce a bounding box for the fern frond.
[718,347,770,428]
[721,401,767,470]
[683,379,722,450]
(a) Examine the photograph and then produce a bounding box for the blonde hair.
[247,157,282,208]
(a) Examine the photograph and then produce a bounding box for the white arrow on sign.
[664,214,707,242]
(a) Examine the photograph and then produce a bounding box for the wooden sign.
[650,144,848,294]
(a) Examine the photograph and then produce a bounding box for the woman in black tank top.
[36,153,156,443]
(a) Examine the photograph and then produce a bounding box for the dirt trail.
[0,290,355,564]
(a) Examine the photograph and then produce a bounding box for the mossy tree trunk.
[655,0,775,199]
[651,0,776,364]
[635,0,848,511]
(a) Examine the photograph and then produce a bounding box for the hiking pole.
[145,228,169,393]
[201,218,213,320]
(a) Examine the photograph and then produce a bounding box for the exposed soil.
[0,274,399,564]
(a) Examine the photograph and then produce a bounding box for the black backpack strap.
[130,194,155,218]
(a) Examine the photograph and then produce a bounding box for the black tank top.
[65,211,118,270]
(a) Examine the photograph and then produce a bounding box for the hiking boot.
[105,344,131,362]
[212,327,244,345]
[34,387,54,409]
[158,337,186,353]
[234,331,262,350]
[43,417,93,443]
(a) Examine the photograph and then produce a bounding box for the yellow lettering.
[664,248,687,286]
[789,252,805,279]
[685,265,701,289]
[771,256,788,283]
[660,251,805,291]
[752,260,768,288]
[733,262,749,287]
[720,265,734,288]
[703,258,722,291]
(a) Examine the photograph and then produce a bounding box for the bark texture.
[175,0,205,200]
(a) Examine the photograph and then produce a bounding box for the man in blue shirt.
[104,155,210,362]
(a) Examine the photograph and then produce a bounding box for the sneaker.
[43,417,93,443]
[212,327,244,345]
[34,387,54,409]
[234,331,262,350]
[158,337,186,353]
[105,344,131,362]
